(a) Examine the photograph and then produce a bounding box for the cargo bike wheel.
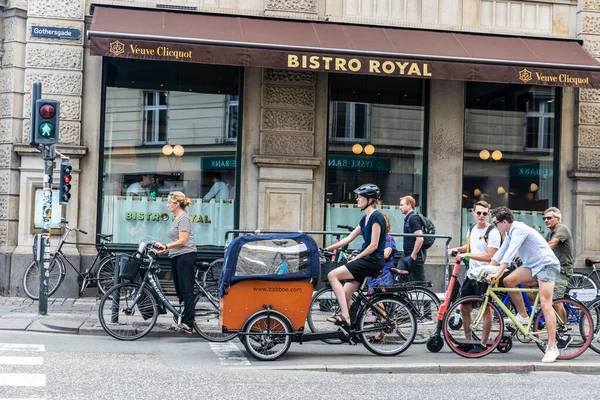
[241,311,293,361]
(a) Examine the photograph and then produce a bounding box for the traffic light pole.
[38,144,56,315]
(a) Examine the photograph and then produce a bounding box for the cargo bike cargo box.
[218,233,320,332]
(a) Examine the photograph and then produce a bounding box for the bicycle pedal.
[348,338,357,346]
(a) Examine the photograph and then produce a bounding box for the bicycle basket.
[117,253,144,281]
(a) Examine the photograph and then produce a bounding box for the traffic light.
[34,99,60,145]
[59,159,72,205]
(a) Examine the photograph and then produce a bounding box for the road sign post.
[29,82,61,315]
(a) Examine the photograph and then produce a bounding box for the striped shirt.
[492,221,559,270]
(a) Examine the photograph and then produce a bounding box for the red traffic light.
[64,175,72,184]
[39,104,56,119]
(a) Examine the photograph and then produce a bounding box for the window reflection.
[326,75,425,249]
[462,83,558,239]
[101,59,240,246]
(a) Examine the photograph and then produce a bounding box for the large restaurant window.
[101,59,240,247]
[326,74,426,250]
[462,83,559,240]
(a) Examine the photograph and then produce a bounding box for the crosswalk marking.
[0,344,45,352]
[0,373,46,387]
[209,342,251,366]
[0,356,43,365]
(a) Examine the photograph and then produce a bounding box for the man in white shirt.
[126,174,151,196]
[203,175,230,201]
[487,206,561,363]
[448,200,501,353]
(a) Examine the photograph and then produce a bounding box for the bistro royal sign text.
[288,54,432,76]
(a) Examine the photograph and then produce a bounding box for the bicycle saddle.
[97,233,113,242]
[585,258,600,266]
[196,260,210,272]
[390,268,409,276]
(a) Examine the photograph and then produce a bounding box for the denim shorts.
[530,264,560,282]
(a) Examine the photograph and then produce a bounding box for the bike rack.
[223,229,453,292]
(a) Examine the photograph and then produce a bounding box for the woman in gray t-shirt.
[155,191,197,333]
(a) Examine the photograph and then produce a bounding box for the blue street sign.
[31,26,81,40]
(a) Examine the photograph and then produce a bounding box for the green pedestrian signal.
[33,99,60,145]
[39,122,55,138]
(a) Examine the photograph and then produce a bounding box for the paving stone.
[0,317,34,330]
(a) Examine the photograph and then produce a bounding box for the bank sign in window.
[328,156,391,172]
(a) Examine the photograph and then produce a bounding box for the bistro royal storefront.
[87,4,600,285]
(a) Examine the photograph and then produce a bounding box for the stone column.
[573,0,600,265]
[241,68,327,233]
[0,4,27,295]
[9,0,86,296]
[427,80,465,263]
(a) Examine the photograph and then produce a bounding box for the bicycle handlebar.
[336,224,354,232]
[78,229,88,235]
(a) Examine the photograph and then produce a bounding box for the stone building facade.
[0,0,599,296]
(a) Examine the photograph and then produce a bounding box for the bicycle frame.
[478,286,549,343]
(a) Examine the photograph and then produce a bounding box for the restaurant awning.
[89,5,600,88]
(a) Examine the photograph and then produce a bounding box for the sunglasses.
[493,220,500,227]
[542,216,554,221]
[476,211,489,216]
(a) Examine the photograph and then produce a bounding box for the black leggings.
[170,252,197,325]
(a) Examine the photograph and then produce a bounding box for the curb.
[247,362,600,375]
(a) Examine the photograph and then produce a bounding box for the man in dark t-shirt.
[398,195,426,282]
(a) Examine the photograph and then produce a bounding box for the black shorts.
[346,256,385,283]
[460,277,486,297]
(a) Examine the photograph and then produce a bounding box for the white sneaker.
[542,345,560,363]
[504,314,529,325]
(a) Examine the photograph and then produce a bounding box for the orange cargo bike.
[217,233,418,361]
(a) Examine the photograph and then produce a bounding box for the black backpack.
[411,213,436,250]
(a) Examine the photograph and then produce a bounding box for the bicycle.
[307,251,440,345]
[566,258,600,301]
[98,242,236,342]
[443,272,594,360]
[579,289,600,354]
[23,220,116,300]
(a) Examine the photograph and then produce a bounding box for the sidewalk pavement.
[0,296,182,337]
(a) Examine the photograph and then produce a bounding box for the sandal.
[327,315,350,327]
[368,332,385,343]
[180,323,194,334]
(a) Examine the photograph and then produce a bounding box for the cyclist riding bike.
[324,183,387,328]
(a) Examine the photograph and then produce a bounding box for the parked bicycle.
[566,258,600,301]
[98,242,236,342]
[23,220,116,300]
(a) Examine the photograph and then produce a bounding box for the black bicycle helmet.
[354,183,381,200]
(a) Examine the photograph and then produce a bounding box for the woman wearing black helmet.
[324,183,387,327]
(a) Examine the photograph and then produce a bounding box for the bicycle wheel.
[242,312,292,361]
[358,295,416,356]
[202,258,222,298]
[96,256,116,295]
[443,296,503,358]
[567,273,598,301]
[586,298,600,354]
[306,287,342,344]
[23,258,65,300]
[406,288,440,344]
[98,283,158,341]
[193,291,237,342]
[534,298,593,360]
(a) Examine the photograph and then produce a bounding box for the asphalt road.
[1,331,600,399]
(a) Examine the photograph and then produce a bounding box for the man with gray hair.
[543,207,574,301]
[543,207,574,349]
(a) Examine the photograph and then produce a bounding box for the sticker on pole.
[568,288,597,302]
